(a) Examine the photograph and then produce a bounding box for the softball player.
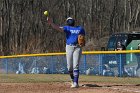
[47,17,85,88]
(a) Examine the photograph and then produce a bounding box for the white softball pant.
[66,45,82,71]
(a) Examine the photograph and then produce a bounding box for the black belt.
[67,44,78,46]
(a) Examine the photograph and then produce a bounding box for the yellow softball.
[44,11,48,16]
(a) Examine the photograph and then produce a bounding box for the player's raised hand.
[47,17,53,25]
[43,10,50,22]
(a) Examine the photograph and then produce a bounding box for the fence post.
[51,56,54,74]
[83,55,87,74]
[5,59,8,74]
[34,57,37,74]
[99,54,103,75]
[118,54,123,77]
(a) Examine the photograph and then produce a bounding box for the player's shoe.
[71,82,79,88]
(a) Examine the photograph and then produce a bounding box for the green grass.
[0,74,140,84]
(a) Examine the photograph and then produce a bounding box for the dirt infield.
[0,82,140,93]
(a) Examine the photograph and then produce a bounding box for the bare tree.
[0,0,140,55]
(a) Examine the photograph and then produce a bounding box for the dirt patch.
[0,82,140,93]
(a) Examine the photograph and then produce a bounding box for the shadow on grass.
[82,84,103,87]
[81,84,140,88]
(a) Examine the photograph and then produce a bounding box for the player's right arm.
[47,17,63,32]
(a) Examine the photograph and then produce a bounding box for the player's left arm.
[78,27,86,47]
[80,27,85,35]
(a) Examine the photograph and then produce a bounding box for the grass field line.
[0,74,140,84]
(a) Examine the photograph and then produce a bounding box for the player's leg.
[73,46,82,87]
[66,45,74,82]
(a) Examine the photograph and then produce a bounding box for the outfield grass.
[0,74,140,84]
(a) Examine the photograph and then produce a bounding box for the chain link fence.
[0,51,140,77]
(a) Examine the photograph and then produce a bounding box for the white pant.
[66,45,82,71]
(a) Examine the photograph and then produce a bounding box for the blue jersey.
[63,26,85,45]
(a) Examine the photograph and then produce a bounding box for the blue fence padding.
[0,53,140,77]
